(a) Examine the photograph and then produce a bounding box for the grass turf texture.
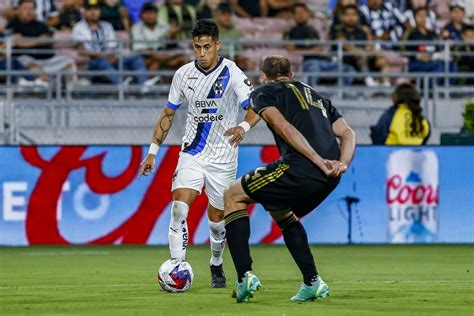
[1,245,473,315]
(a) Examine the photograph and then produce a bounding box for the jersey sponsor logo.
[195,100,217,108]
[193,112,224,123]
[188,86,195,92]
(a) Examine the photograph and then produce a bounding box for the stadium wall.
[0,145,472,245]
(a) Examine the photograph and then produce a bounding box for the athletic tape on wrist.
[238,121,251,133]
[148,143,159,155]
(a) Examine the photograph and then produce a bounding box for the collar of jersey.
[194,56,223,76]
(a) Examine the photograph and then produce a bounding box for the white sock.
[208,219,225,266]
[168,201,189,259]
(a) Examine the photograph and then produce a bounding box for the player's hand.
[224,126,245,148]
[138,154,155,178]
[321,160,342,178]
[324,160,348,177]
[338,162,348,175]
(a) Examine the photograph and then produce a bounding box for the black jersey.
[250,80,342,166]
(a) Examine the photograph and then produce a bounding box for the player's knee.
[223,188,232,205]
[224,186,240,208]
[208,219,225,239]
[171,200,189,220]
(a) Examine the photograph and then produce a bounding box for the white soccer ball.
[158,258,194,292]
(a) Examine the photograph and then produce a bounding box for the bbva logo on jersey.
[207,66,230,99]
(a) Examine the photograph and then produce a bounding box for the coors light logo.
[386,150,439,243]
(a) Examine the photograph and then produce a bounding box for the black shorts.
[241,159,339,218]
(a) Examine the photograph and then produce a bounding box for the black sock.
[278,214,318,286]
[225,210,253,283]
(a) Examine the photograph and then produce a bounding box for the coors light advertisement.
[386,149,439,243]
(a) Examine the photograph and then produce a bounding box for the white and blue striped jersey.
[167,57,253,164]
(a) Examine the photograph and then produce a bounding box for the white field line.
[0,280,473,290]
[18,251,113,256]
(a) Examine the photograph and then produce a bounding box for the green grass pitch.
[1,245,473,315]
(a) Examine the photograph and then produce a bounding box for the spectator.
[0,55,38,85]
[403,0,440,35]
[158,0,197,40]
[371,83,430,145]
[331,0,368,35]
[386,0,408,12]
[262,0,295,18]
[402,7,445,74]
[7,0,77,85]
[214,2,252,70]
[286,3,355,86]
[359,0,405,41]
[330,5,379,86]
[442,1,470,41]
[57,0,82,31]
[196,0,222,20]
[100,0,130,31]
[230,0,265,18]
[457,25,474,84]
[131,3,186,72]
[7,0,60,27]
[72,1,157,90]
[123,0,154,24]
[0,28,37,85]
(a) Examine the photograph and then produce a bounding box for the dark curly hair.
[191,19,219,41]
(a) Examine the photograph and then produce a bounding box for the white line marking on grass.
[333,280,474,284]
[1,280,473,290]
[0,283,154,290]
[19,251,112,256]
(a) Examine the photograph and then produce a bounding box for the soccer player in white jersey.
[139,19,259,288]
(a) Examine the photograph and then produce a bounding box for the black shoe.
[210,264,227,288]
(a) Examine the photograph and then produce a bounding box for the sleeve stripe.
[240,99,250,109]
[166,101,181,110]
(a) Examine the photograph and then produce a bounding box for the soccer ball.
[158,258,194,292]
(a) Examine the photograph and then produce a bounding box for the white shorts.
[171,152,237,210]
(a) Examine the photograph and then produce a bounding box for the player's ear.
[215,40,221,52]
[290,72,294,80]
[259,71,268,84]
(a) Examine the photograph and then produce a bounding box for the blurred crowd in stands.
[0,0,473,89]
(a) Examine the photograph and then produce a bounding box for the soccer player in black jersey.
[223,55,356,303]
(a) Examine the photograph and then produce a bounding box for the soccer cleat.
[231,271,262,303]
[290,275,329,302]
[210,264,227,288]
[211,264,227,288]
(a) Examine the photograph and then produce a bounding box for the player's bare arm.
[331,117,356,177]
[224,108,261,147]
[260,107,338,177]
[138,106,176,177]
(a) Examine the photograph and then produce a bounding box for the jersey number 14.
[285,83,327,118]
